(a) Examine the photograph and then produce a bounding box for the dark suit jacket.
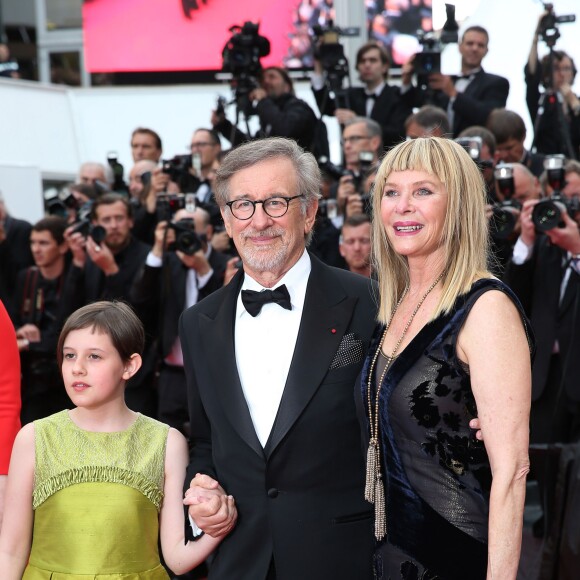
[131,247,229,358]
[404,69,509,137]
[179,254,377,580]
[503,236,580,402]
[313,83,411,150]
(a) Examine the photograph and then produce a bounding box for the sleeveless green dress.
[23,410,171,579]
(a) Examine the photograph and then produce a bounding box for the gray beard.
[238,227,288,273]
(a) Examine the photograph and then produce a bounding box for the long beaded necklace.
[365,272,444,540]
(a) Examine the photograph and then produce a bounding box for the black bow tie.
[365,93,377,100]
[241,285,292,317]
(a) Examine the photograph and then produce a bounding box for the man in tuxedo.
[312,41,411,150]
[179,137,376,579]
[402,26,509,137]
[131,206,229,433]
[503,160,580,444]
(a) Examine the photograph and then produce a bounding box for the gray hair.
[344,116,382,143]
[214,138,321,211]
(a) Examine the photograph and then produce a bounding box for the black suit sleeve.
[452,75,509,128]
[255,96,316,143]
[502,243,538,316]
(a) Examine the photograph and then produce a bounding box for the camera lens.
[176,231,202,255]
[532,200,565,231]
[90,225,107,245]
[490,207,517,239]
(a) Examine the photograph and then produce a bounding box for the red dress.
[0,299,21,473]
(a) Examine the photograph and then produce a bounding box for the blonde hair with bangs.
[371,137,491,324]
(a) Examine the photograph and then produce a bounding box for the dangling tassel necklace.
[365,272,444,540]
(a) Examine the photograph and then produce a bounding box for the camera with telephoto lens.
[222,21,271,117]
[414,4,459,89]
[312,20,360,90]
[161,154,201,193]
[538,3,575,47]
[454,136,493,171]
[107,152,128,195]
[68,200,107,245]
[532,155,580,231]
[44,186,79,217]
[490,164,521,239]
[168,218,204,255]
[156,193,187,223]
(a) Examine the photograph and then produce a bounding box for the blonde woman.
[358,137,533,579]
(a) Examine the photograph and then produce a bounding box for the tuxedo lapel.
[264,257,358,457]
[199,270,265,459]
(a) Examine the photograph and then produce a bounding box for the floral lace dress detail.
[357,279,533,580]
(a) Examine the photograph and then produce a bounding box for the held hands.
[183,473,237,538]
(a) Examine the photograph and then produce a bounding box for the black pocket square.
[330,333,364,369]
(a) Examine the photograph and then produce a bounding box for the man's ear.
[220,207,233,237]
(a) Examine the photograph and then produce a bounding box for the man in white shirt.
[179,137,376,579]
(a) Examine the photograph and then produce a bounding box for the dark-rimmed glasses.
[225,194,304,220]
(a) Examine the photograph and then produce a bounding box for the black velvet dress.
[356,279,533,580]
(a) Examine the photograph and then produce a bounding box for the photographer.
[211,66,318,152]
[312,41,411,150]
[12,217,70,424]
[335,117,382,222]
[526,11,580,159]
[405,105,450,139]
[130,127,163,163]
[503,159,580,445]
[339,213,372,278]
[131,206,229,433]
[401,26,509,137]
[62,193,155,414]
[487,108,546,177]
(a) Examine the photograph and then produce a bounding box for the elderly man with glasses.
[179,137,376,579]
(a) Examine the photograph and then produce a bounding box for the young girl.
[0,301,236,579]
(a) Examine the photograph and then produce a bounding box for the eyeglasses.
[189,142,215,150]
[225,195,304,220]
[342,135,370,145]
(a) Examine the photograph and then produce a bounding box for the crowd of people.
[0,12,579,580]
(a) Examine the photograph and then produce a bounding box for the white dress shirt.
[235,251,311,447]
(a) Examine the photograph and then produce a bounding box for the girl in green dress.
[0,301,236,579]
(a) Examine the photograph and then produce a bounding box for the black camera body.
[156,193,187,223]
[44,186,80,217]
[161,155,201,193]
[107,152,128,194]
[71,219,107,245]
[222,21,271,117]
[532,155,579,231]
[168,218,204,256]
[539,3,575,46]
[312,21,359,89]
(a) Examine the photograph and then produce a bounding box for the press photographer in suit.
[179,137,376,579]
[131,206,229,433]
[401,26,509,137]
[312,41,411,150]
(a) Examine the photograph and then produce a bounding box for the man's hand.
[86,237,119,276]
[177,249,211,275]
[545,209,580,254]
[151,167,171,195]
[211,109,226,127]
[184,473,236,538]
[249,88,268,102]
[428,73,457,98]
[211,230,231,254]
[337,175,357,212]
[152,221,174,258]
[345,194,364,218]
[519,199,540,248]
[401,57,414,86]
[65,229,87,269]
[223,256,241,286]
[16,324,41,343]
[334,108,356,125]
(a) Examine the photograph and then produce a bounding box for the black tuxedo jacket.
[131,247,229,358]
[313,83,411,149]
[404,69,509,137]
[179,254,377,580]
[503,236,580,402]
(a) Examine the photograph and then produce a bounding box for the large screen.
[82,0,431,73]
[83,0,304,73]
